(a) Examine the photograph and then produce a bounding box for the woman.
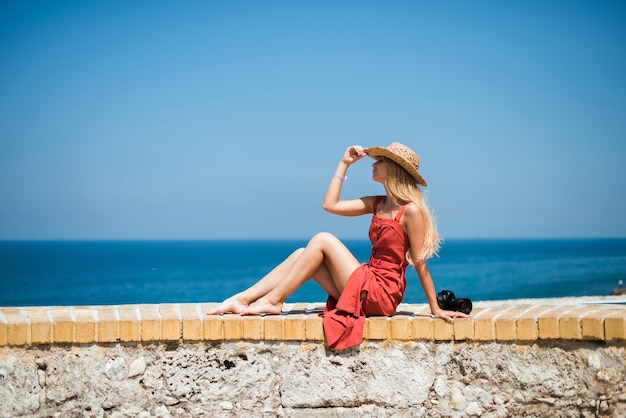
[207,142,470,349]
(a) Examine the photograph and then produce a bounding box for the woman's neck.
[380,196,400,212]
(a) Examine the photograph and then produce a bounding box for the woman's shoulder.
[359,195,386,213]
[401,201,422,218]
[399,202,425,232]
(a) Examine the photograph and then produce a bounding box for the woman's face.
[372,158,388,183]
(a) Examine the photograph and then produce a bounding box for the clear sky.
[1,0,625,240]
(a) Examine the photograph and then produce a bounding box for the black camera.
[436,290,472,315]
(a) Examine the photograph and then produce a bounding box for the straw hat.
[365,142,427,186]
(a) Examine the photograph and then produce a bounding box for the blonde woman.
[207,143,470,349]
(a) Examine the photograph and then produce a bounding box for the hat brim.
[366,146,427,187]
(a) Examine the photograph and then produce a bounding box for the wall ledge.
[1,296,625,347]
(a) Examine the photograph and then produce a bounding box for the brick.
[140,304,161,341]
[283,303,308,314]
[180,304,203,341]
[605,311,626,341]
[411,314,434,340]
[410,304,435,340]
[50,308,74,343]
[118,305,140,342]
[159,304,181,341]
[97,306,119,343]
[581,306,623,340]
[396,303,427,316]
[390,314,413,341]
[203,315,224,341]
[201,303,226,341]
[413,305,433,315]
[364,316,389,340]
[243,316,263,340]
[306,303,326,315]
[579,306,608,341]
[202,303,219,315]
[473,307,500,341]
[284,314,306,341]
[222,314,243,340]
[538,307,577,340]
[558,306,592,340]
[27,307,52,345]
[0,316,6,347]
[5,308,28,346]
[305,314,324,341]
[263,316,283,341]
[74,307,96,344]
[516,306,553,341]
[559,306,590,340]
[453,318,473,341]
[494,305,532,341]
[2,307,21,315]
[433,318,454,341]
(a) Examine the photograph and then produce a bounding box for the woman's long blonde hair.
[383,157,442,262]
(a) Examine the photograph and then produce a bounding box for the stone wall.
[1,297,625,417]
[1,340,625,417]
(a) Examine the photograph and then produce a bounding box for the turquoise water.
[1,239,625,307]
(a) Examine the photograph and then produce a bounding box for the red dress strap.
[394,203,409,222]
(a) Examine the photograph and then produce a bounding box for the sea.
[1,239,625,308]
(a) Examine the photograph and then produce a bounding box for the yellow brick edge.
[0,302,624,347]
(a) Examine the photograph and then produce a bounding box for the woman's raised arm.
[322,145,372,216]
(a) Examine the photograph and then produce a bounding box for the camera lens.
[456,298,473,315]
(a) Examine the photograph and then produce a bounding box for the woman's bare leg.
[206,248,305,315]
[242,233,361,314]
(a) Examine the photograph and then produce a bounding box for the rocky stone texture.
[611,287,626,296]
[0,341,625,417]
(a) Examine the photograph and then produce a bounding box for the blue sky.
[1,0,625,240]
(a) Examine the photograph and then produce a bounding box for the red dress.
[321,197,410,350]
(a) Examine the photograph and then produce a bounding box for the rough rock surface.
[0,341,624,417]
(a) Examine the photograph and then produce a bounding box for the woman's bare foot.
[205,296,248,315]
[241,297,283,315]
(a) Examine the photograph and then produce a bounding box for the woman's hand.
[432,308,471,322]
[342,145,367,166]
